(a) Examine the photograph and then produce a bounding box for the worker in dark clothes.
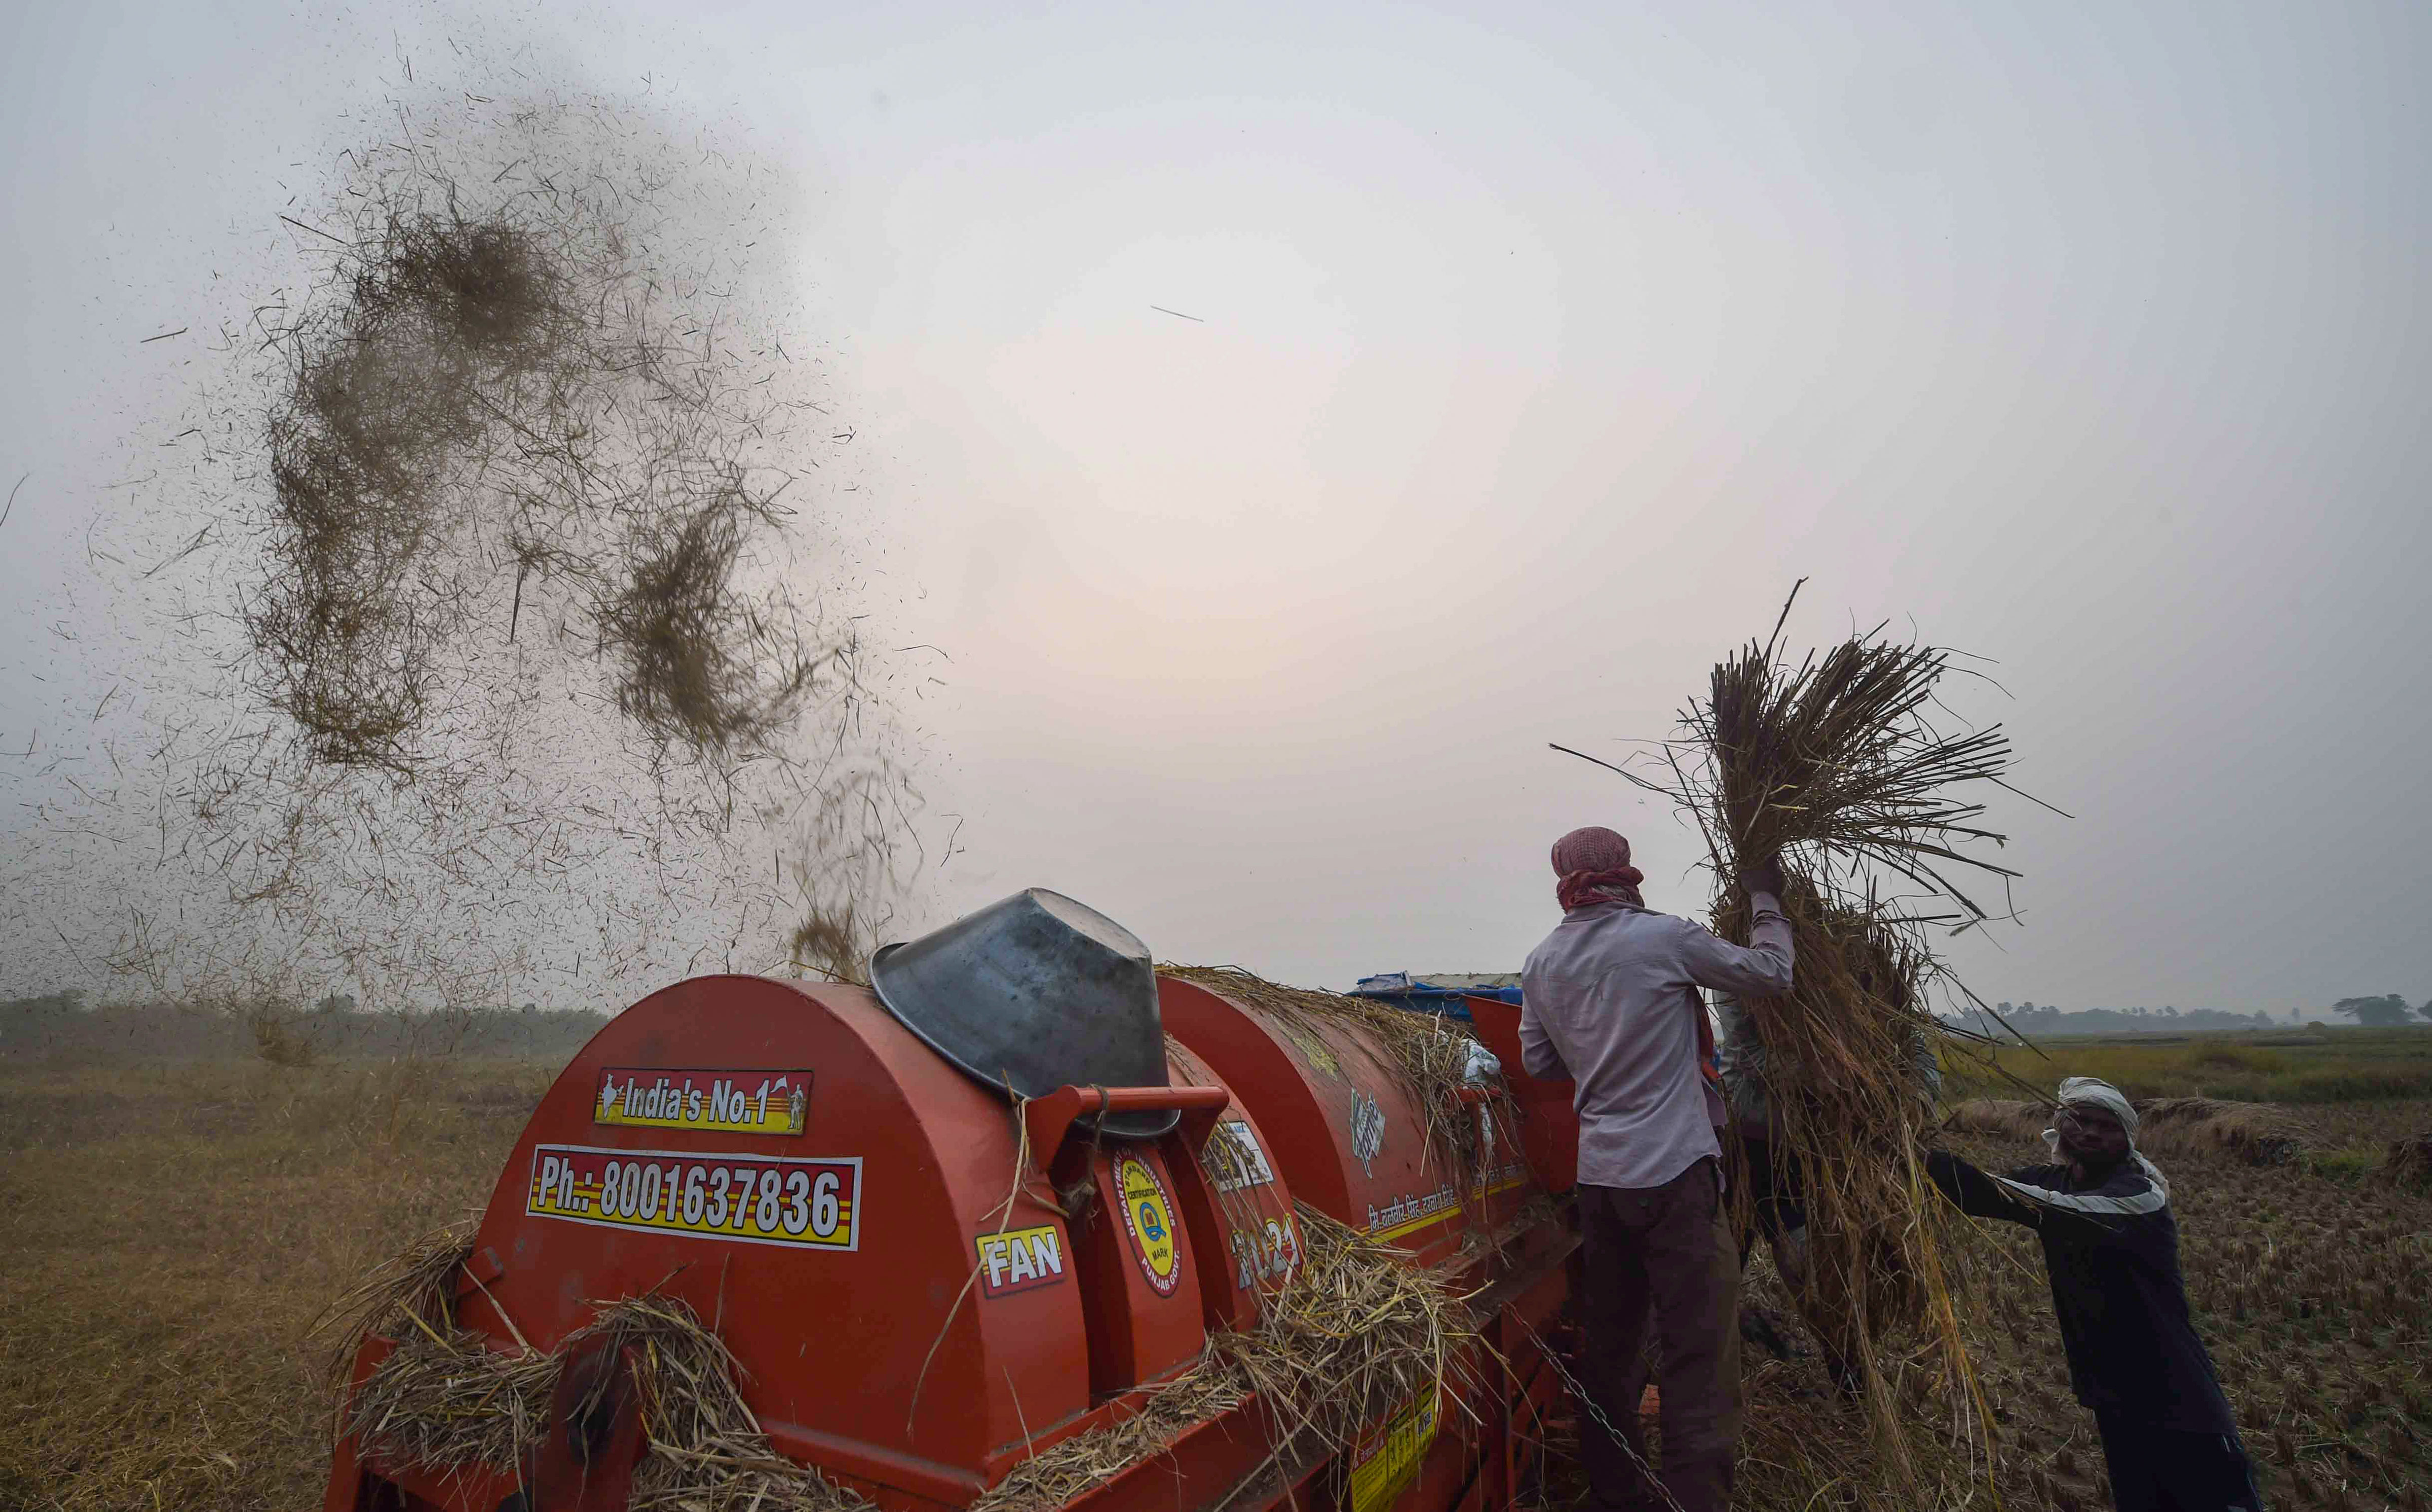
[1925,1077,2262,1512]
[1519,828,1795,1512]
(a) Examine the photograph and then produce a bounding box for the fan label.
[527,1143,859,1251]
[593,1068,810,1136]
[975,1225,1067,1297]
[1114,1154,1182,1296]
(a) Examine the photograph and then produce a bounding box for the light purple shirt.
[1518,894,1795,1190]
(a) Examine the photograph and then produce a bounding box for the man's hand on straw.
[1737,854,1787,898]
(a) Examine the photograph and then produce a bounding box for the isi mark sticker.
[1114,1154,1182,1296]
[526,1143,859,1251]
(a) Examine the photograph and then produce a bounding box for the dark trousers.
[1735,1132,1806,1254]
[2093,1409,2263,1512]
[1575,1158,1741,1512]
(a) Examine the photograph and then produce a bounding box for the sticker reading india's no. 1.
[594,1068,809,1136]
[526,1143,860,1251]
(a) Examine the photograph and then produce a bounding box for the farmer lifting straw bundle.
[1517,827,1795,1512]
[1554,581,2043,1483]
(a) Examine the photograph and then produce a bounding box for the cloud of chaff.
[2,76,938,1023]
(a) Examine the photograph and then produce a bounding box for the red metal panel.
[1162,1038,1303,1333]
[450,976,1095,1491]
[325,970,1583,1512]
[1463,998,1577,1195]
[1157,977,1533,1263]
[1069,1139,1206,1396]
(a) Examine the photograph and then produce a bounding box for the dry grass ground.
[1920,1106,2432,1510]
[4,1058,2427,1511]
[0,1058,548,1511]
[1539,1101,2432,1510]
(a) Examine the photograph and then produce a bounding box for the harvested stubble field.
[1740,1105,2432,1510]
[3,1057,2428,1511]
[0,1057,554,1511]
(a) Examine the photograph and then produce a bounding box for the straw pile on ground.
[2383,1131,2432,1189]
[1160,964,1511,1202]
[2132,1097,2303,1166]
[1574,586,2035,1481]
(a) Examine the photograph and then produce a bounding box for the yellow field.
[2,1055,2427,1510]
[0,1059,551,1511]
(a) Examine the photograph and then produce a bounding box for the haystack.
[2133,1097,2303,1166]
[2384,1131,2432,1190]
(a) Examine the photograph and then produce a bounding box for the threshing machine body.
[328,971,1579,1512]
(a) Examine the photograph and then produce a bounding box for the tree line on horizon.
[1,989,612,1062]
[1954,994,2432,1035]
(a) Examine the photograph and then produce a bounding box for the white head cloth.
[2004,1075,2171,1214]
[2047,1076,2139,1142]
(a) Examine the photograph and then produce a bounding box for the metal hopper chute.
[869,888,1180,1139]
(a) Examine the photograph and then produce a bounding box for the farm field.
[1945,1024,2432,1106]
[2,1054,2427,1511]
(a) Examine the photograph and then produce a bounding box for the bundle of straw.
[2386,1132,2432,1190]
[2128,1098,2303,1167]
[323,1227,874,1511]
[1569,584,2041,1472]
[1214,1205,1478,1459]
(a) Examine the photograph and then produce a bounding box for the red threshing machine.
[326,889,1583,1512]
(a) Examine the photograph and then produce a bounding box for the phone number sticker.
[526,1143,860,1251]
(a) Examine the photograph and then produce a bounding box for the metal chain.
[1510,1311,1693,1512]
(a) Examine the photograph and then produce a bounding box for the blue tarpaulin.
[1349,972,1522,1022]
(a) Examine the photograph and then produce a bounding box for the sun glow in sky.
[2,1,2426,1010]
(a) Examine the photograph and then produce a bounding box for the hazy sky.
[4,2,2426,1012]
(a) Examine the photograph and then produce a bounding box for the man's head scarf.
[2053,1077,2139,1139]
[2041,1076,2170,1200]
[1984,1076,2172,1215]
[1551,826,1648,913]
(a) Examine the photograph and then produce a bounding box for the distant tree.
[314,992,358,1015]
[2420,996,2432,1023]
[2160,1005,2180,1018]
[2332,994,2414,1028]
